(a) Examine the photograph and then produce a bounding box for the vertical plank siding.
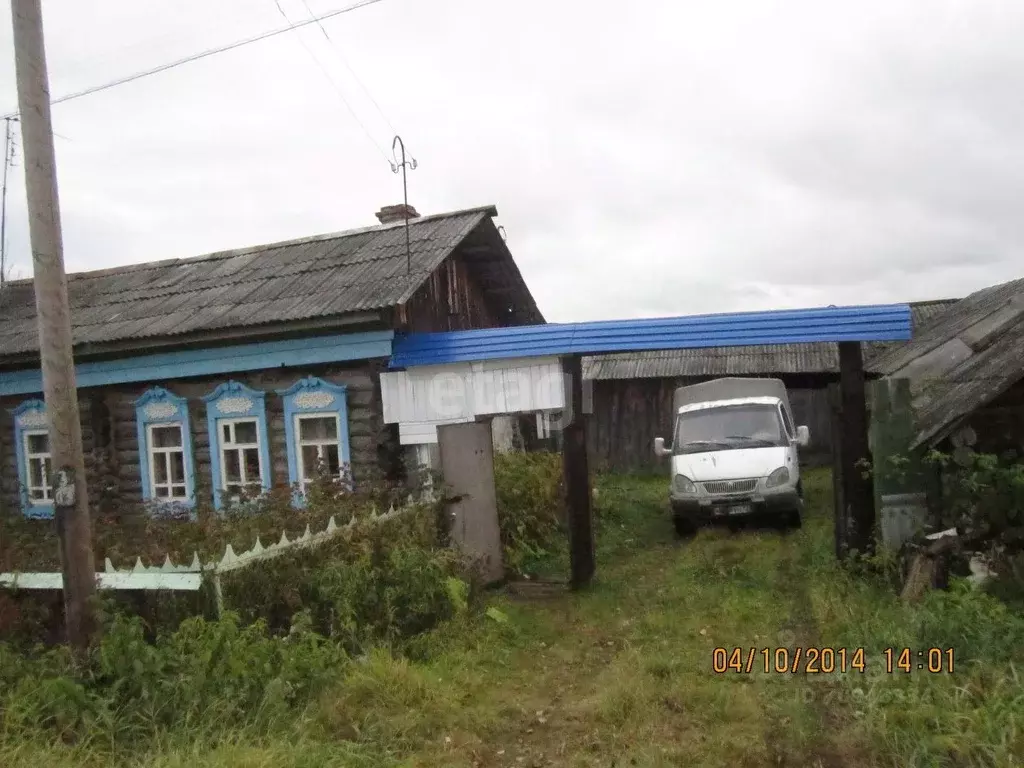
[586,376,837,473]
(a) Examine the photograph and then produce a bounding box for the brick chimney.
[375,203,420,225]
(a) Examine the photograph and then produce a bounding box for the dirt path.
[763,532,851,768]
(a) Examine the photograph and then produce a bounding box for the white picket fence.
[0,499,418,613]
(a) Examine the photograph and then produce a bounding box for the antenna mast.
[390,135,417,275]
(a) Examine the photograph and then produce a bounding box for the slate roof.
[582,300,956,380]
[868,277,1024,448]
[0,206,542,359]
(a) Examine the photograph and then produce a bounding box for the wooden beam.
[838,341,874,556]
[827,383,848,559]
[561,355,595,588]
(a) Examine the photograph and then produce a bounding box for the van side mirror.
[654,437,672,458]
[796,426,810,447]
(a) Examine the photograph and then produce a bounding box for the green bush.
[308,545,462,652]
[216,500,467,648]
[0,612,344,746]
[914,579,1024,665]
[493,452,564,574]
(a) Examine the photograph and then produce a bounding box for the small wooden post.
[561,355,595,589]
[838,342,874,556]
[827,383,848,559]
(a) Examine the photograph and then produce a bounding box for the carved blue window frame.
[277,376,351,505]
[201,381,272,510]
[13,399,54,519]
[135,387,196,511]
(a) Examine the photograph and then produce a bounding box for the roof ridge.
[1,205,498,286]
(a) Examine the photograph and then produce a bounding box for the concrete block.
[438,422,504,584]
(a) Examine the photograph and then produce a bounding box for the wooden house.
[0,204,543,518]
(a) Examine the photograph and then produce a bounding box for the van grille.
[702,478,758,495]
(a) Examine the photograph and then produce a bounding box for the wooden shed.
[581,300,956,472]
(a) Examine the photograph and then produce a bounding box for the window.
[296,414,341,494]
[148,424,188,500]
[279,376,351,504]
[221,420,263,497]
[673,403,787,454]
[24,431,53,503]
[14,400,53,518]
[135,387,195,509]
[202,381,271,509]
[779,404,796,439]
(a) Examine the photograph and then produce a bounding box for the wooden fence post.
[562,355,595,589]
[838,342,874,556]
[828,383,848,559]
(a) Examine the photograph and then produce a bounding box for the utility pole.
[1,116,15,287]
[10,0,97,650]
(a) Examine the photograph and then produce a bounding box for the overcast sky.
[0,0,1021,322]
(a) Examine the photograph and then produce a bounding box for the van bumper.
[671,486,802,524]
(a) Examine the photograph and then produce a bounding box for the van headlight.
[673,474,697,494]
[766,467,790,488]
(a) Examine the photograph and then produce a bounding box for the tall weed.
[493,452,564,573]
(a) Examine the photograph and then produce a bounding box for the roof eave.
[0,310,387,368]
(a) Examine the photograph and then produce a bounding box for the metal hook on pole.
[390,135,417,275]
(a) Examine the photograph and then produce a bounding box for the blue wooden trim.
[0,330,394,396]
[389,305,913,368]
[134,387,196,513]
[12,399,52,519]
[277,376,351,507]
[201,381,271,510]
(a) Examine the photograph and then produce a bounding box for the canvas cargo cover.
[672,377,792,416]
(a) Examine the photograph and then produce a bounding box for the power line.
[270,0,390,162]
[0,0,389,121]
[297,0,399,137]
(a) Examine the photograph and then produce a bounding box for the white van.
[653,377,810,536]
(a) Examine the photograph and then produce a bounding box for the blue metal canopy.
[389,304,912,368]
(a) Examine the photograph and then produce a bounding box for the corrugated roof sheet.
[0,206,521,357]
[869,278,1024,447]
[390,304,913,368]
[581,300,957,380]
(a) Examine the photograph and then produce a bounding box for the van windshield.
[673,403,787,454]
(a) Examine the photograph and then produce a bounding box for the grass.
[2,468,1022,767]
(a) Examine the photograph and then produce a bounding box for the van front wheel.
[782,508,802,530]
[673,514,697,538]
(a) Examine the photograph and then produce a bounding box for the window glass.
[154,456,168,483]
[170,453,185,483]
[234,421,258,444]
[673,404,786,454]
[224,451,241,483]
[152,425,182,448]
[300,416,336,441]
[301,445,320,479]
[28,433,48,453]
[243,448,260,479]
[324,444,341,475]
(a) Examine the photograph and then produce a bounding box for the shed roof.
[0,205,543,360]
[581,300,955,380]
[868,277,1024,448]
[389,304,913,368]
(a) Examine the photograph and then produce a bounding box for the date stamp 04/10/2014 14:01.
[712,647,956,675]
